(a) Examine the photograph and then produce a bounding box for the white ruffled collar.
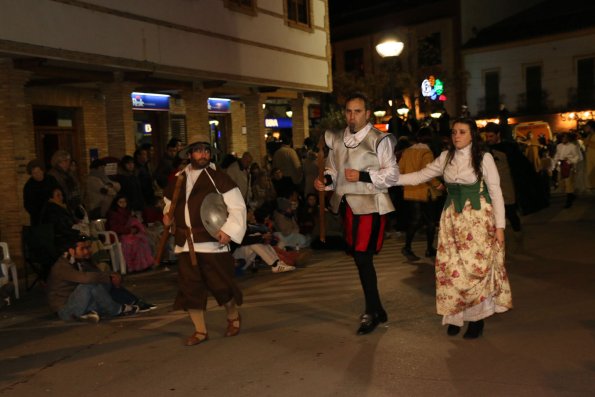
[343,123,372,148]
[455,143,472,157]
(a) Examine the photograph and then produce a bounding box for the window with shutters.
[285,0,312,31]
[344,48,364,77]
[577,57,594,107]
[224,0,257,16]
[484,71,500,114]
[170,116,187,145]
[525,65,542,112]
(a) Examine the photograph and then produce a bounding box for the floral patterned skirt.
[435,199,513,326]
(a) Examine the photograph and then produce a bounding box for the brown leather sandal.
[224,314,241,337]
[185,331,208,346]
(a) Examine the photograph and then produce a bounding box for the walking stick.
[154,173,184,264]
[317,135,326,243]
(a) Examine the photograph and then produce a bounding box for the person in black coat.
[23,159,59,225]
[115,156,145,212]
[134,148,155,206]
[484,122,548,216]
[40,187,79,255]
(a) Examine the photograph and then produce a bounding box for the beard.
[191,158,209,169]
[348,123,357,134]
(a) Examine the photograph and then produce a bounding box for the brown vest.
[164,167,237,246]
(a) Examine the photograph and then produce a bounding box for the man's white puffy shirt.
[323,123,400,190]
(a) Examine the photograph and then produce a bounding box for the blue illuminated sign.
[265,118,293,129]
[131,92,170,111]
[208,98,231,113]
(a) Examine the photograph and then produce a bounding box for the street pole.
[376,35,404,136]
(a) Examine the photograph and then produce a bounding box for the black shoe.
[137,300,158,312]
[463,320,484,339]
[401,247,420,261]
[356,314,379,335]
[447,325,461,336]
[425,248,437,258]
[376,309,388,323]
[119,304,140,317]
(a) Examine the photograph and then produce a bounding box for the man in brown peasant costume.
[163,140,247,346]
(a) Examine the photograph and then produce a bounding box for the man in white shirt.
[315,92,399,335]
[554,133,583,208]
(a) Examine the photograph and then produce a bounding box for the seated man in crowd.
[233,210,295,273]
[47,235,154,323]
[273,194,311,250]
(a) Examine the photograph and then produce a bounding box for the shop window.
[285,0,311,31]
[344,48,364,77]
[224,0,257,16]
[525,65,542,112]
[170,116,187,145]
[484,71,500,114]
[577,57,594,106]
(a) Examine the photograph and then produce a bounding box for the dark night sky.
[328,0,444,26]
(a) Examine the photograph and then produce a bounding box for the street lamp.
[373,109,386,119]
[376,34,405,133]
[397,104,409,118]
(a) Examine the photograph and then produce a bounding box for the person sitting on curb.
[233,209,295,274]
[273,194,311,250]
[47,235,142,323]
[78,253,157,313]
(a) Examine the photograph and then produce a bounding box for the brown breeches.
[174,252,243,311]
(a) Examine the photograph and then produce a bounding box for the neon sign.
[421,76,446,101]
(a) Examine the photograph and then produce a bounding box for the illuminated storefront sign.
[208,98,231,113]
[421,76,446,101]
[265,118,293,128]
[131,92,170,111]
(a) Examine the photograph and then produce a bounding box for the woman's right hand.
[163,214,173,227]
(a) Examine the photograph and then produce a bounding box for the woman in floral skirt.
[397,118,512,338]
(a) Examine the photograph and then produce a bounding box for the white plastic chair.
[96,231,127,275]
[0,242,20,299]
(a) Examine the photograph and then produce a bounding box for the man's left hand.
[216,230,231,245]
[345,168,360,182]
[110,272,122,288]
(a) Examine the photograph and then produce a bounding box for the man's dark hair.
[415,127,434,144]
[484,122,500,134]
[119,155,134,167]
[167,138,182,149]
[66,233,91,250]
[345,92,371,110]
[90,159,106,169]
[303,137,313,150]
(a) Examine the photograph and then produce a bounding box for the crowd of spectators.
[23,117,588,322]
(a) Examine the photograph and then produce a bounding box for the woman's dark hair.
[119,155,134,168]
[49,186,65,201]
[447,117,486,180]
[26,159,45,174]
[109,194,128,211]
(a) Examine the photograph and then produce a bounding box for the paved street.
[1,194,594,397]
